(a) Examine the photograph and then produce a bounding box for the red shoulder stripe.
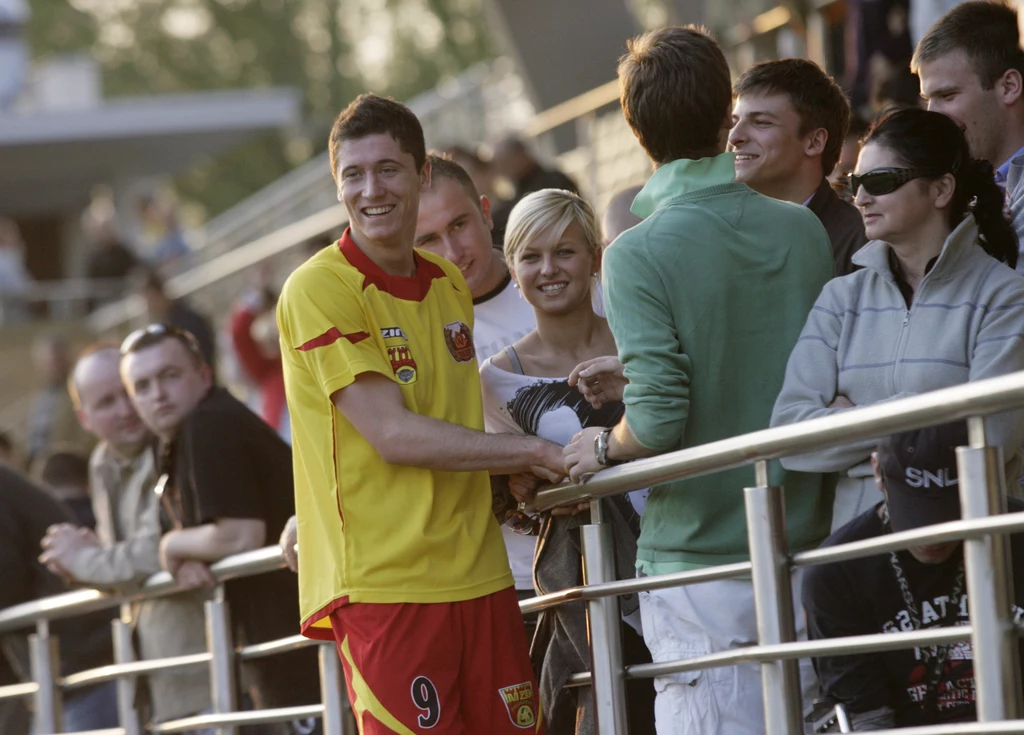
[297,328,370,351]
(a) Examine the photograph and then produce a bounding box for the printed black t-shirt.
[803,500,1024,726]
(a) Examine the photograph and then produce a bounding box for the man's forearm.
[375,411,556,474]
[163,522,266,563]
[607,418,659,461]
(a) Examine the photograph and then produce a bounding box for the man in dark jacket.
[0,466,117,734]
[490,136,580,243]
[730,58,868,276]
[119,324,319,734]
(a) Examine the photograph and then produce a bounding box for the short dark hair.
[120,324,206,368]
[426,153,482,206]
[912,1,1024,88]
[328,94,426,182]
[40,451,89,490]
[618,26,732,165]
[734,58,852,175]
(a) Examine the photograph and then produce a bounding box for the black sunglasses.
[849,167,944,197]
[121,323,203,361]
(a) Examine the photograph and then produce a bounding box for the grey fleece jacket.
[771,215,1024,476]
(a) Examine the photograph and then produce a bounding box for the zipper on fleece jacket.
[887,266,936,394]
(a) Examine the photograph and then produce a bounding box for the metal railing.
[4,372,1024,734]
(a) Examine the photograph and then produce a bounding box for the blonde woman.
[480,188,654,734]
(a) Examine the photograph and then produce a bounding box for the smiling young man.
[277,94,561,734]
[120,326,320,732]
[415,154,540,605]
[730,58,866,276]
[913,1,1024,270]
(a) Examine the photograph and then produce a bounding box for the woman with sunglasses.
[772,107,1024,532]
[479,188,654,734]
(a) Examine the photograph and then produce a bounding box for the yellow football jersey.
[277,230,513,638]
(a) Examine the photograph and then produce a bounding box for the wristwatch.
[594,427,617,467]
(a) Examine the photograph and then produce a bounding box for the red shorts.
[329,586,544,734]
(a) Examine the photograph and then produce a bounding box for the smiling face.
[729,93,816,193]
[74,349,149,455]
[120,338,211,441]
[852,142,953,245]
[415,178,500,298]
[335,133,430,251]
[919,50,1007,164]
[511,221,597,317]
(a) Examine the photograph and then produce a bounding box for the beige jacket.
[64,442,212,723]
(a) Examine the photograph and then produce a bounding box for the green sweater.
[604,153,836,571]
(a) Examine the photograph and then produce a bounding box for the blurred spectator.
[480,189,655,733]
[562,27,834,733]
[732,59,867,276]
[601,185,643,246]
[0,0,28,110]
[0,431,13,465]
[0,216,31,323]
[82,205,138,291]
[491,136,579,243]
[845,0,913,114]
[772,109,1024,533]
[913,1,1024,272]
[229,269,289,441]
[39,451,95,529]
[37,343,213,728]
[134,269,217,368]
[441,144,511,243]
[804,422,1024,728]
[875,67,925,114]
[136,193,191,274]
[0,465,117,733]
[120,326,320,730]
[829,114,870,196]
[26,335,94,470]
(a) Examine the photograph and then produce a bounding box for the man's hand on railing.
[564,427,607,484]
[569,356,627,409]
[280,515,299,573]
[173,561,217,589]
[39,523,100,582]
[511,473,587,516]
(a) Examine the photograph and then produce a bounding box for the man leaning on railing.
[38,342,213,728]
[804,422,1024,729]
[561,25,836,735]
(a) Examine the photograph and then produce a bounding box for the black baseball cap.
[876,421,968,533]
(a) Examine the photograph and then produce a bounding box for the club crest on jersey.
[498,681,537,729]
[443,321,475,363]
[382,326,417,384]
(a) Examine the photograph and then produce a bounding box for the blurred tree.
[28,0,495,218]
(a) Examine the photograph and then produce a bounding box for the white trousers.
[638,569,817,735]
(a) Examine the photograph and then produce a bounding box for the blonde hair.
[503,189,603,265]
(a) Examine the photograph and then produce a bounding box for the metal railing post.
[957,417,1021,721]
[29,621,61,735]
[318,642,347,735]
[580,499,628,735]
[206,590,238,735]
[745,461,803,735]
[113,604,140,735]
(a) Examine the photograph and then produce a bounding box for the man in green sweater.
[563,26,836,734]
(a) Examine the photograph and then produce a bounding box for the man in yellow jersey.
[277,93,563,734]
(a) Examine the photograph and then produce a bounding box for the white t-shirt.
[473,275,537,364]
[480,354,649,589]
[472,275,538,589]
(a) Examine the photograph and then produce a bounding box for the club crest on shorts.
[443,321,475,363]
[498,681,537,729]
[381,326,417,384]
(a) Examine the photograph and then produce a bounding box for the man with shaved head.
[602,185,645,246]
[38,343,213,728]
